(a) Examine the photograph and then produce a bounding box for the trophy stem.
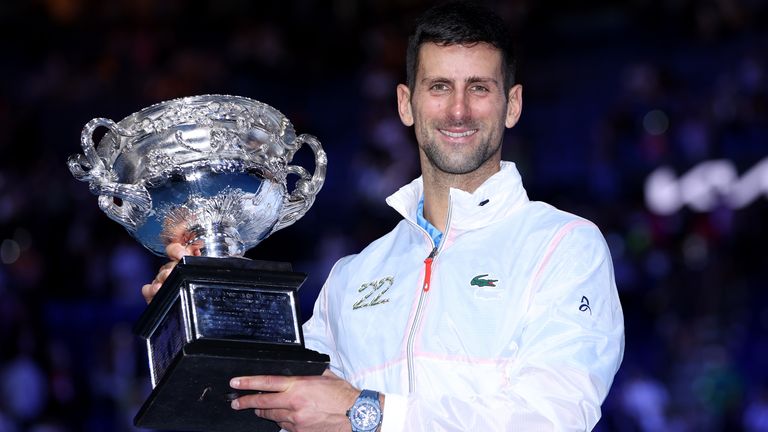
[189,223,245,257]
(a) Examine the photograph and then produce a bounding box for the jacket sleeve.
[381,221,625,431]
[301,257,347,377]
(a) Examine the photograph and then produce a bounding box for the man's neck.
[420,161,500,232]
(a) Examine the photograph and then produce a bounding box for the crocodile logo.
[470,274,498,287]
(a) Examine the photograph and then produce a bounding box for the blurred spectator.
[744,386,768,432]
[620,369,670,431]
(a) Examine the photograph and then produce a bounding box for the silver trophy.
[68,94,330,432]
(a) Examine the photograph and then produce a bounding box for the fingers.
[166,243,189,261]
[230,376,294,411]
[231,376,292,393]
[229,374,357,431]
[142,260,178,303]
[141,283,158,304]
[154,261,177,285]
[232,393,289,411]
[166,241,203,260]
[142,241,199,304]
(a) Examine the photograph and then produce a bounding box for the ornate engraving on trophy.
[209,128,245,153]
[144,149,175,177]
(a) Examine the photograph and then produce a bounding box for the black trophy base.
[134,340,329,432]
[133,256,330,432]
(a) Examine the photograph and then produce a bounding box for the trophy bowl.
[68,93,327,257]
[68,95,330,432]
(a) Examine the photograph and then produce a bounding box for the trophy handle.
[68,118,122,180]
[273,134,327,232]
[68,118,152,231]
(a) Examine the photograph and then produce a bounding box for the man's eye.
[430,83,449,91]
[470,85,489,93]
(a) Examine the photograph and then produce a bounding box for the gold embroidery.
[353,276,394,310]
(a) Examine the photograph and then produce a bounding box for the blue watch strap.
[360,389,379,402]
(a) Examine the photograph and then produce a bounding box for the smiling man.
[396,40,522,233]
[144,2,625,431]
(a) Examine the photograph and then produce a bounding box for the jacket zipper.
[406,201,452,393]
[407,245,437,392]
[421,247,437,292]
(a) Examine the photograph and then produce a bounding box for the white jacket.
[303,162,625,431]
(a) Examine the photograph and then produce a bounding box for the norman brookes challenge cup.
[68,94,330,432]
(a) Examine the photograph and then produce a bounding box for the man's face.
[397,42,522,176]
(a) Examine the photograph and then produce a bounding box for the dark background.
[1,0,767,431]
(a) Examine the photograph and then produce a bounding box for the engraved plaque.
[190,283,300,344]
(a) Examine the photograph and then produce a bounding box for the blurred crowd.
[1,0,767,431]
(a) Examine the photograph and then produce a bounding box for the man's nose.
[448,90,470,121]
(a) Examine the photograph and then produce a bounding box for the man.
[144,2,624,430]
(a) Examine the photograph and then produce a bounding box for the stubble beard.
[416,117,502,176]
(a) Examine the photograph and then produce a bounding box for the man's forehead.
[416,42,504,77]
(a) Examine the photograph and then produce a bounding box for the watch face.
[350,400,381,431]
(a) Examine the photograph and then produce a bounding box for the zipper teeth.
[406,202,452,393]
[407,282,427,392]
[407,247,435,392]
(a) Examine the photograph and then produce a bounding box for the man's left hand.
[230,369,359,432]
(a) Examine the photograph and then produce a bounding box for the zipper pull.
[422,247,438,292]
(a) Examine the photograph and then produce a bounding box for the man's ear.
[397,84,414,126]
[505,84,523,128]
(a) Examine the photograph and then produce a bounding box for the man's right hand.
[141,242,201,303]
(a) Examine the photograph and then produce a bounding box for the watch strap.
[359,389,379,403]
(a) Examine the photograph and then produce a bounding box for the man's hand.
[230,369,361,432]
[140,242,201,303]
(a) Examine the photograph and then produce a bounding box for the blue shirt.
[417,197,443,247]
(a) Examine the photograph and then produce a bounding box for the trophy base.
[133,256,330,432]
[134,340,328,432]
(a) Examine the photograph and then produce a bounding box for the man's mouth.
[439,129,477,138]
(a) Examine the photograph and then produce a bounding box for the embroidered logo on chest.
[470,274,498,288]
[352,276,394,310]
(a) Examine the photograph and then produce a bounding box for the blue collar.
[417,197,443,247]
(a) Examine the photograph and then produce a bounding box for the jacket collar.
[385,161,530,233]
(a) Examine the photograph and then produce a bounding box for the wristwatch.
[347,389,382,432]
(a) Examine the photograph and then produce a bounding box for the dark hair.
[405,1,516,92]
